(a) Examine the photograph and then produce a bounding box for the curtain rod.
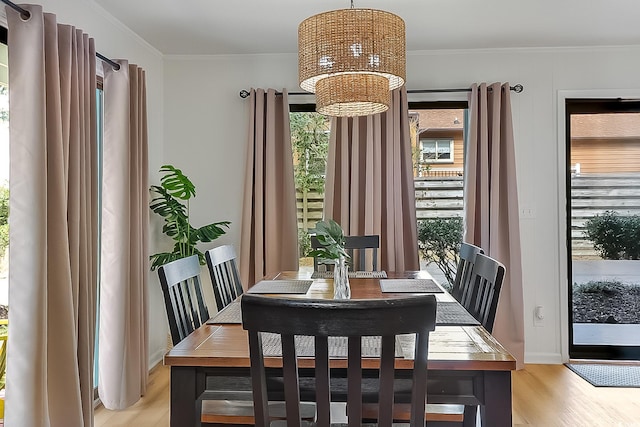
[1,0,121,71]
[239,84,523,99]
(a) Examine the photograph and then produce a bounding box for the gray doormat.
[565,363,640,387]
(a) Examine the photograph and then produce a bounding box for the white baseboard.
[149,346,166,369]
[525,352,563,364]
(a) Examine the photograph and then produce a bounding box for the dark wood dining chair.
[157,255,313,426]
[205,244,244,311]
[450,242,484,304]
[241,293,437,427]
[452,253,506,426]
[157,254,210,346]
[311,234,380,272]
[463,253,506,334]
[374,248,501,427]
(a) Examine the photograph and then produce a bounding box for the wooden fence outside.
[296,177,464,230]
[297,174,640,258]
[296,189,324,231]
[571,173,640,257]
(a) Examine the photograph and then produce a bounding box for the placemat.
[207,301,242,324]
[396,334,417,359]
[311,271,388,279]
[379,279,443,293]
[436,302,480,326]
[247,279,313,294]
[261,334,403,358]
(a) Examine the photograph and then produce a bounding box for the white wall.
[164,45,640,364]
[36,0,167,366]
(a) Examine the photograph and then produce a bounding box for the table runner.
[208,300,478,327]
[379,278,443,293]
[437,302,480,326]
[207,301,242,324]
[247,279,313,294]
[311,270,388,279]
[260,334,403,358]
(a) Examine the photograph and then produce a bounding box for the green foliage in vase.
[149,165,230,270]
[308,219,349,263]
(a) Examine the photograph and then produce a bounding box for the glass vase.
[333,256,351,299]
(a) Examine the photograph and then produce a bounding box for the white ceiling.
[94,0,640,55]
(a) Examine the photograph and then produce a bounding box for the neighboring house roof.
[411,109,465,132]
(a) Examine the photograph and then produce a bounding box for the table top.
[163,270,516,372]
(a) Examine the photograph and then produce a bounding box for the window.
[409,102,467,290]
[289,105,330,265]
[94,85,103,389]
[0,27,8,395]
[420,138,454,163]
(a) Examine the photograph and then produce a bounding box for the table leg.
[171,366,196,427]
[481,371,512,427]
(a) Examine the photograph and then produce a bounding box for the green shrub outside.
[417,217,463,290]
[573,280,625,295]
[298,228,312,258]
[583,211,640,260]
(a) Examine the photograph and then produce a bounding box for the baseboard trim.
[149,347,166,369]
[525,352,563,364]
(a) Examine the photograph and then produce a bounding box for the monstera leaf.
[159,165,196,200]
[149,165,230,270]
[308,219,349,263]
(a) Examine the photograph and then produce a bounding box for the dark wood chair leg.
[462,405,477,427]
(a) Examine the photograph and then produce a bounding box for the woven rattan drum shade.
[298,8,406,117]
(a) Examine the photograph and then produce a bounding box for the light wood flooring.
[95,363,640,427]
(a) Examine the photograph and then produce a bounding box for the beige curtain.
[5,5,98,426]
[324,87,419,271]
[99,62,149,408]
[465,82,525,369]
[240,89,299,288]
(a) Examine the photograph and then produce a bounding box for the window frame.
[419,138,455,164]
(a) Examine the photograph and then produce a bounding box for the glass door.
[566,99,640,360]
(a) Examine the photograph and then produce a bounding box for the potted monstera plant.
[149,165,230,270]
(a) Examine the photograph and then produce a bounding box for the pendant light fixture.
[298,1,406,117]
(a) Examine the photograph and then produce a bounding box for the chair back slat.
[281,333,302,426]
[311,234,380,272]
[171,285,191,338]
[347,336,363,427]
[314,336,331,426]
[410,332,429,424]
[452,242,484,304]
[465,253,506,333]
[378,335,396,426]
[205,245,244,311]
[242,294,437,427]
[158,255,210,345]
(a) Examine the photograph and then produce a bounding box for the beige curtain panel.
[99,61,149,409]
[465,82,525,369]
[240,89,299,288]
[324,87,420,272]
[5,5,98,425]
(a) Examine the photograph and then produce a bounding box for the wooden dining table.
[163,270,516,427]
